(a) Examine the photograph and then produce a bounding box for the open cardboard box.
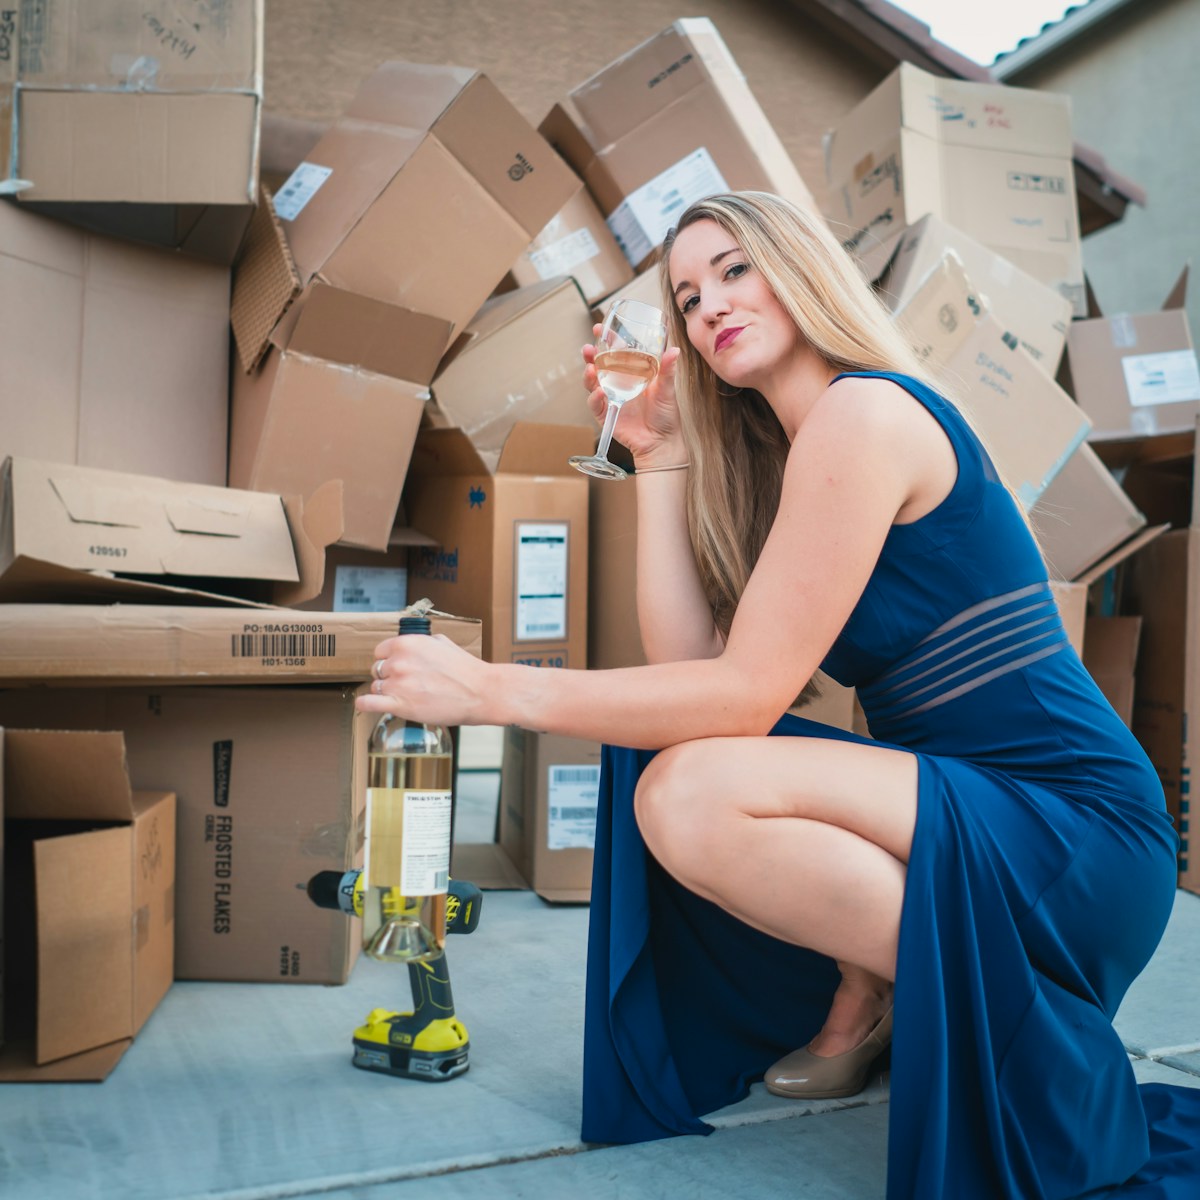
[1,0,262,262]
[0,456,299,604]
[262,60,575,357]
[0,200,232,486]
[876,213,1073,374]
[1061,270,1200,445]
[0,730,174,1080]
[405,422,593,668]
[824,62,1084,314]
[230,190,445,553]
[0,690,362,985]
[893,252,1090,508]
[425,278,598,461]
[542,18,815,271]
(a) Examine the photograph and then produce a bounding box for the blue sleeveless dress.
[581,372,1200,1198]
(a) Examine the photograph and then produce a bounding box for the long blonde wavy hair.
[658,190,953,643]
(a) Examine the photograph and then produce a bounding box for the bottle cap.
[398,615,432,636]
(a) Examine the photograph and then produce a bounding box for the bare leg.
[634,735,917,1048]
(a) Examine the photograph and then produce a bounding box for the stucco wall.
[1003,0,1200,338]
[261,0,884,215]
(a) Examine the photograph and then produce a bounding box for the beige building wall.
[1000,0,1200,338]
[262,0,883,215]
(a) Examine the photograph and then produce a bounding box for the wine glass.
[569,298,668,481]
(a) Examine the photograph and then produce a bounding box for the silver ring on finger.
[373,658,386,680]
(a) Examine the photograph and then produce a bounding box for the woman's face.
[667,218,800,389]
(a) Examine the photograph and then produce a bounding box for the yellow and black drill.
[305,870,482,1081]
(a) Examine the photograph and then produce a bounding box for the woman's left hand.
[354,633,492,727]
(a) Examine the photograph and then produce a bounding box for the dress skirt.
[581,714,1200,1199]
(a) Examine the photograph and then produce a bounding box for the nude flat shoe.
[764,1005,893,1100]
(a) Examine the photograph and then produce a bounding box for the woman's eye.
[680,294,699,314]
[724,262,748,280]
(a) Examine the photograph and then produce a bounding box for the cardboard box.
[546,19,816,270]
[0,456,299,599]
[1127,528,1188,880]
[0,688,366,984]
[824,63,1084,314]
[1083,615,1142,728]
[229,192,445,552]
[893,253,1090,507]
[292,525,436,614]
[0,604,481,687]
[876,214,1073,374]
[0,730,174,1080]
[265,61,575,356]
[1061,270,1200,444]
[0,200,231,485]
[1,0,262,262]
[504,181,634,305]
[405,423,593,667]
[497,729,600,902]
[1032,443,1149,583]
[1048,579,1087,658]
[426,279,598,463]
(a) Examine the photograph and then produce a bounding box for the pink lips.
[714,326,744,353]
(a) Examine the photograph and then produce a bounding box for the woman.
[359,191,1200,1197]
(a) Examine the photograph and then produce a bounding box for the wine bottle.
[361,614,453,963]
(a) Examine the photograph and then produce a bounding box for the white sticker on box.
[1122,350,1200,408]
[528,228,602,280]
[273,162,333,221]
[605,148,729,267]
[333,566,407,612]
[515,522,568,642]
[547,765,600,850]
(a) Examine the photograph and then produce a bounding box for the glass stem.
[595,401,621,461]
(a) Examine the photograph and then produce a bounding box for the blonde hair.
[658,191,948,643]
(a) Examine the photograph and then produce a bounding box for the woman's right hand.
[582,328,685,467]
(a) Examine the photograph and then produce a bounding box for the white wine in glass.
[570,298,668,480]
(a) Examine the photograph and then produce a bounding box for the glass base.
[569,454,628,481]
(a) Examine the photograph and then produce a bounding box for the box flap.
[537,101,599,176]
[287,281,451,385]
[434,74,577,238]
[1075,522,1170,585]
[1163,266,1189,312]
[3,729,135,821]
[230,185,302,374]
[496,422,597,476]
[343,61,478,129]
[0,556,277,607]
[9,457,299,583]
[1083,615,1142,676]
[36,826,134,1064]
[274,480,345,608]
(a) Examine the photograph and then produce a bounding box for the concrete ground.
[3,765,1199,1200]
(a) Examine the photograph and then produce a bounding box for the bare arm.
[361,378,934,747]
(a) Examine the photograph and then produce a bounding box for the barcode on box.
[552,805,597,821]
[551,768,600,785]
[230,634,337,658]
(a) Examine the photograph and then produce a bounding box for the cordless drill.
[305,870,482,1081]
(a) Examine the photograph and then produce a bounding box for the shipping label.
[1123,350,1200,408]
[333,565,407,612]
[273,163,333,221]
[528,228,601,280]
[547,764,600,850]
[514,522,568,642]
[606,148,729,267]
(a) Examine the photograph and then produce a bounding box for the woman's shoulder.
[813,372,942,443]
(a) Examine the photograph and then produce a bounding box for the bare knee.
[634,741,724,879]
